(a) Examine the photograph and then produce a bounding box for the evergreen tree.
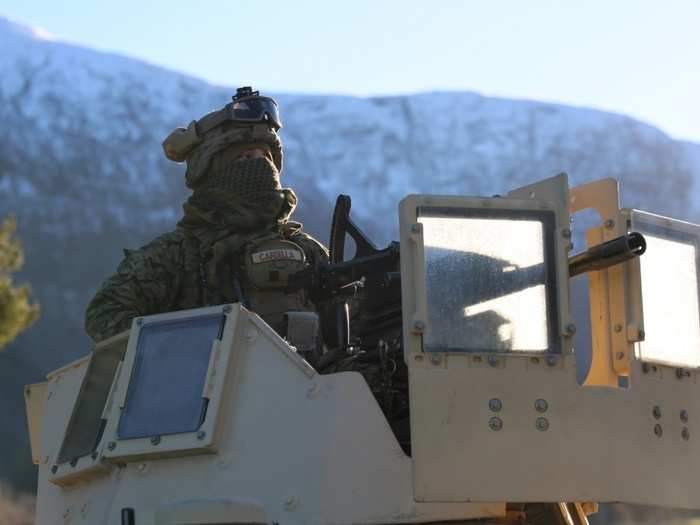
[0,217,39,350]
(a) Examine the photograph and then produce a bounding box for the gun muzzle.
[568,232,646,277]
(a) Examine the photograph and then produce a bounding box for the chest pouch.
[244,238,306,290]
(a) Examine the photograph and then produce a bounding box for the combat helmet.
[162,87,284,188]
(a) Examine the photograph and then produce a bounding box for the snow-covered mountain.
[1,14,700,493]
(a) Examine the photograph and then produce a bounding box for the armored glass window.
[418,207,559,353]
[57,334,127,464]
[632,212,700,368]
[117,314,225,439]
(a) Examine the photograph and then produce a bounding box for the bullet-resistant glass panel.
[419,208,559,353]
[117,314,225,439]
[632,212,700,368]
[57,336,127,464]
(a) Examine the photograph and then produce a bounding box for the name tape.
[252,249,303,264]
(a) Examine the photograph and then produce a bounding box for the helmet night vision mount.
[162,86,282,163]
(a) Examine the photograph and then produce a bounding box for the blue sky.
[2,0,700,141]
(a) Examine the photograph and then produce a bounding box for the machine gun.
[289,195,647,359]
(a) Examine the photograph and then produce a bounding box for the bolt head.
[653,406,662,420]
[604,219,615,229]
[51,465,58,474]
[535,399,548,413]
[682,427,690,441]
[681,410,689,423]
[489,417,503,431]
[150,435,161,446]
[613,324,623,333]
[565,323,576,336]
[561,228,572,239]
[197,430,207,440]
[413,320,425,332]
[489,398,502,412]
[536,417,550,432]
[616,352,625,360]
[488,355,499,367]
[107,441,116,451]
[654,424,663,437]
[642,362,650,374]
[546,355,558,367]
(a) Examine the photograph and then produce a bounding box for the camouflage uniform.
[85,222,328,342]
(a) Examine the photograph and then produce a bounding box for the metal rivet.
[546,356,558,367]
[536,417,550,431]
[535,399,548,413]
[489,398,502,412]
[561,228,572,239]
[197,431,207,440]
[107,441,117,451]
[682,427,690,441]
[565,323,576,336]
[489,417,503,431]
[51,465,58,474]
[604,219,615,229]
[681,410,689,424]
[488,355,499,367]
[223,305,232,313]
[614,324,623,333]
[150,435,161,446]
[653,406,662,420]
[654,424,663,437]
[413,320,425,332]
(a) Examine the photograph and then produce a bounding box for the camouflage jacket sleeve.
[84,231,186,342]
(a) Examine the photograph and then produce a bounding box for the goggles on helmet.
[162,87,282,163]
[195,91,282,136]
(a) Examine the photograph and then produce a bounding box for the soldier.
[85,87,330,360]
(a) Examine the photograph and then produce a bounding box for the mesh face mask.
[196,156,282,202]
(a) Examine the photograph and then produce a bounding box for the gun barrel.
[568,232,646,277]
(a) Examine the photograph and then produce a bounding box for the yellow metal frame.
[569,179,644,386]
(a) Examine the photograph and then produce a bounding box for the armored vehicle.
[25,174,700,524]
